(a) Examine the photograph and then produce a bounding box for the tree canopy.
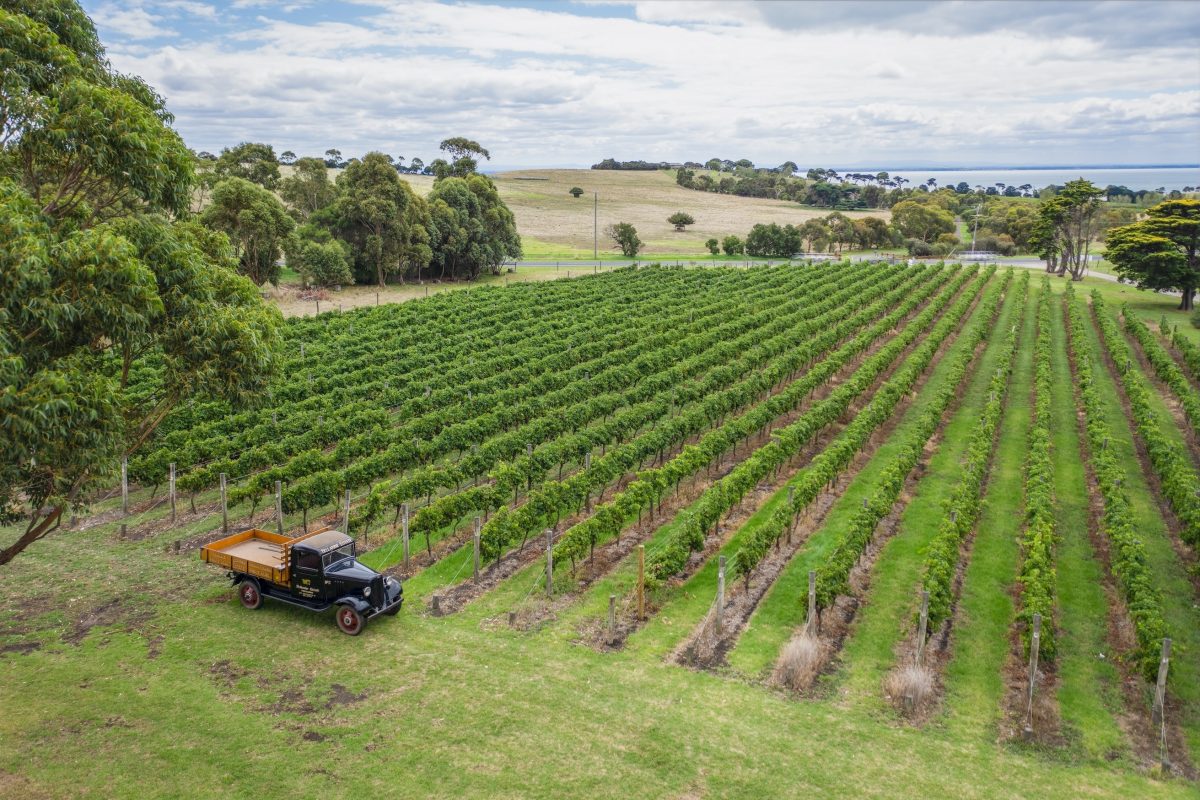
[201,177,295,286]
[427,174,521,280]
[1034,179,1104,280]
[668,211,695,231]
[322,152,432,287]
[1107,199,1200,311]
[213,141,280,191]
[890,200,956,243]
[279,156,336,219]
[438,137,490,178]
[606,222,643,257]
[0,2,283,566]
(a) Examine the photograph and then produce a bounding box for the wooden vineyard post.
[402,503,410,569]
[274,481,283,535]
[608,594,616,636]
[169,463,177,524]
[219,472,228,533]
[585,451,593,512]
[916,590,930,666]
[545,529,554,596]
[473,517,482,581]
[343,489,351,534]
[1024,613,1042,741]
[787,486,796,543]
[637,544,646,620]
[715,556,726,636]
[1152,638,1172,771]
[121,457,129,517]
[806,571,816,634]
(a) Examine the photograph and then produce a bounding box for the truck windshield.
[322,543,355,570]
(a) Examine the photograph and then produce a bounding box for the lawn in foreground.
[0,516,1191,799]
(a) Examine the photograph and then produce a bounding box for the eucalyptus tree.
[0,1,282,566]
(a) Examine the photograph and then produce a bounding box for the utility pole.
[593,192,598,261]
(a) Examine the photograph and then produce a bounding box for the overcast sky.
[82,0,1200,169]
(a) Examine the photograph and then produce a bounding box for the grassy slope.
[482,169,887,259]
[1078,299,1200,767]
[5,273,1200,798]
[833,284,1024,708]
[938,288,1033,736]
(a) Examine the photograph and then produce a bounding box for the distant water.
[864,167,1199,192]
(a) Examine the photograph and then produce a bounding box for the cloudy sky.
[81,0,1200,169]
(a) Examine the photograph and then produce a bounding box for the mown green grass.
[833,284,1025,710]
[1048,289,1128,761]
[2,512,1193,800]
[936,289,1032,738]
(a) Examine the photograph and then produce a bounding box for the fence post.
[787,486,796,542]
[473,517,482,581]
[637,544,646,620]
[546,529,554,596]
[219,472,228,533]
[402,503,410,569]
[806,570,816,634]
[715,555,726,635]
[1024,613,1042,741]
[169,462,177,524]
[608,594,616,635]
[916,590,929,666]
[121,457,129,516]
[1152,638,1172,728]
[275,480,283,535]
[343,489,351,533]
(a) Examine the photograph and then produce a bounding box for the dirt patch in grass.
[325,684,368,709]
[61,597,155,646]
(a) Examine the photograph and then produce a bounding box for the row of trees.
[195,138,521,287]
[197,146,440,175]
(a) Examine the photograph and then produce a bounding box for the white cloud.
[90,3,176,39]
[91,0,1200,166]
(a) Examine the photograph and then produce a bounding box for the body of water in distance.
[866,166,1199,192]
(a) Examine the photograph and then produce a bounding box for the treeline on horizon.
[591,157,1193,211]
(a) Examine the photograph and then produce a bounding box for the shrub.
[668,211,695,231]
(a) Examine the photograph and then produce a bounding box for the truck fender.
[335,596,371,614]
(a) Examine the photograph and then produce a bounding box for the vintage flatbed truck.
[201,527,402,635]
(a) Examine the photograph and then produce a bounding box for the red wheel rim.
[241,584,258,605]
[339,608,360,633]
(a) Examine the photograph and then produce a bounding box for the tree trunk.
[0,508,63,567]
[1180,287,1195,312]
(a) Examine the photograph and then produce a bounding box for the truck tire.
[335,605,365,635]
[238,579,263,610]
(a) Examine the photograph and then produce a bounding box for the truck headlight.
[363,586,371,597]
